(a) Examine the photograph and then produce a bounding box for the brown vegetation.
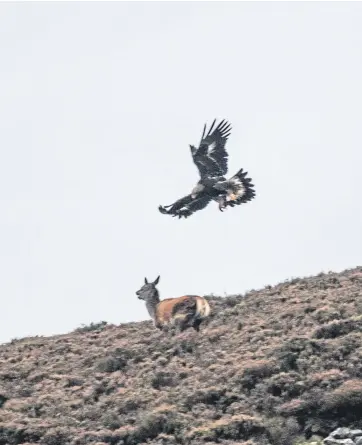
[1,267,362,445]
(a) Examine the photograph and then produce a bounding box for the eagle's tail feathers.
[225,168,256,204]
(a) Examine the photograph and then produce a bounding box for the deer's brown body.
[154,295,210,330]
[136,277,211,333]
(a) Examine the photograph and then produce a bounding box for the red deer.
[136,276,211,333]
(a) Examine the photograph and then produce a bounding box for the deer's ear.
[154,275,160,285]
[144,277,148,284]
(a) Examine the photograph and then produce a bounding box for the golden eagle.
[159,119,255,219]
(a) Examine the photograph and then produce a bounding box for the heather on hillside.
[1,267,362,445]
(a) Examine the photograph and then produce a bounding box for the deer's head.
[136,276,160,301]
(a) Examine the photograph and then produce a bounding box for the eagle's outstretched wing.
[159,194,212,219]
[191,119,232,178]
[223,168,256,209]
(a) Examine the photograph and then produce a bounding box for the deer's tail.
[196,297,211,318]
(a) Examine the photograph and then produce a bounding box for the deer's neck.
[145,293,160,321]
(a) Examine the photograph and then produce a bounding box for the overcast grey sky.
[1,1,361,344]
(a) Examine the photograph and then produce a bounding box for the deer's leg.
[192,319,202,332]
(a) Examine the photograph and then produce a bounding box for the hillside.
[1,267,362,445]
